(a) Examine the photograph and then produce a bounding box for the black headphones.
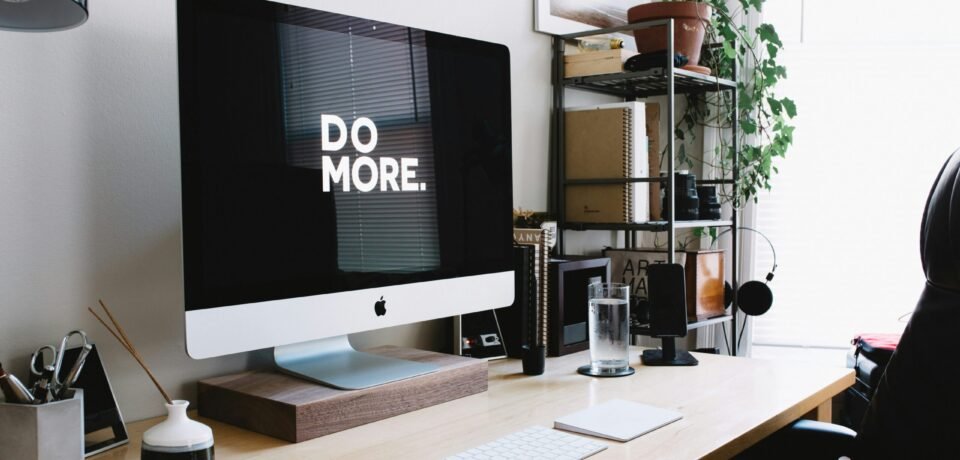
[717,227,777,316]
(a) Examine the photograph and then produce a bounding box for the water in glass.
[588,297,630,373]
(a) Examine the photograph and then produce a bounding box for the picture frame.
[534,0,640,39]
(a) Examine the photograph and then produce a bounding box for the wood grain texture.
[93,347,853,460]
[197,346,487,442]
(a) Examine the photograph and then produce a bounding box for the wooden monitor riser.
[197,346,487,443]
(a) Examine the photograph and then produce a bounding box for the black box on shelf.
[548,257,611,357]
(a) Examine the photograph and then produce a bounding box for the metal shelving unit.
[632,314,734,336]
[550,19,742,355]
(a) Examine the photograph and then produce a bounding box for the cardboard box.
[563,49,637,78]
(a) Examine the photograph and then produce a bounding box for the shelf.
[563,67,736,98]
[563,220,732,232]
[565,178,735,186]
[631,314,733,336]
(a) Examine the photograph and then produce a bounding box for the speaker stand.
[641,337,698,366]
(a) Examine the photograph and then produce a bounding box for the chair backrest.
[855,150,960,457]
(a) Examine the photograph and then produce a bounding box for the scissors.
[30,330,90,400]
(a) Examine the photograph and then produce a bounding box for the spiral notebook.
[554,399,682,442]
[564,102,649,223]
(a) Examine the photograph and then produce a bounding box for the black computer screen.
[177,0,513,310]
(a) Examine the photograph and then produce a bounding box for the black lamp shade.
[0,0,88,32]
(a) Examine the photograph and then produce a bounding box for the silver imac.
[177,0,514,389]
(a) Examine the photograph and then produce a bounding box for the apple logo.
[374,296,387,316]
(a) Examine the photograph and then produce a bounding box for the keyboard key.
[446,426,607,460]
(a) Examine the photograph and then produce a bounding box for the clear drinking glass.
[586,282,631,375]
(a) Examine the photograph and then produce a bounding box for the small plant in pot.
[627,1,713,71]
[626,0,796,207]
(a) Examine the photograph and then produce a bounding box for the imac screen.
[178,0,513,310]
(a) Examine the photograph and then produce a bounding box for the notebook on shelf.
[564,102,649,224]
[554,399,682,442]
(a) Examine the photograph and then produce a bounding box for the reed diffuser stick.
[89,300,173,405]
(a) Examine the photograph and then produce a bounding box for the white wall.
[0,0,560,422]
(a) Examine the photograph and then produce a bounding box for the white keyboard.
[446,425,607,460]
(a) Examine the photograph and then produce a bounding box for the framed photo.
[534,0,641,37]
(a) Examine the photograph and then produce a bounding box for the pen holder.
[0,389,84,460]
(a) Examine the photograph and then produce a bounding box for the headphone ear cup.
[738,280,773,316]
[724,281,734,309]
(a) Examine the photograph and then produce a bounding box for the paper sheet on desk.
[554,399,682,442]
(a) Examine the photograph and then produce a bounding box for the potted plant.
[628,0,796,219]
[627,1,713,67]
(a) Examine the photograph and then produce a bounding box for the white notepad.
[554,399,682,442]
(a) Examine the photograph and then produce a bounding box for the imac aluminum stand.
[641,337,699,366]
[274,335,439,390]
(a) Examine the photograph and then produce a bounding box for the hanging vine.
[670,0,796,207]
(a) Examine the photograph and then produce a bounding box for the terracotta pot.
[627,1,712,67]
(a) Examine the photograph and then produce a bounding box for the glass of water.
[580,282,634,377]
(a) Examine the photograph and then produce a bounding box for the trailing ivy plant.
[668,0,796,209]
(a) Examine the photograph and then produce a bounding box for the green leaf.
[742,118,757,134]
[762,65,779,84]
[766,42,779,59]
[781,97,797,118]
[756,24,783,48]
[781,124,796,141]
[767,97,782,115]
[720,26,737,43]
[722,41,736,59]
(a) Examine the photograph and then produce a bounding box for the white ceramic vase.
[141,400,214,459]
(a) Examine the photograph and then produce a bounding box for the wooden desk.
[93,348,853,459]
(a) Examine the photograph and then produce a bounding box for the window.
[751,1,960,358]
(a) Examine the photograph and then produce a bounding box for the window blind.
[278,16,440,273]
[752,0,960,350]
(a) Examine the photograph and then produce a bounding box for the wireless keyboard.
[446,425,607,460]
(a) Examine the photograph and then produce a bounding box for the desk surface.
[93,348,853,459]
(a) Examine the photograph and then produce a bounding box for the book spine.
[623,108,633,223]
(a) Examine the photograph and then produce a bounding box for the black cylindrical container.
[697,185,722,220]
[661,172,699,220]
[522,345,546,375]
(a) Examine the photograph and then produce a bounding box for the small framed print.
[534,0,640,38]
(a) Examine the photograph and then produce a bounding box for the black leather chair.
[740,150,960,459]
